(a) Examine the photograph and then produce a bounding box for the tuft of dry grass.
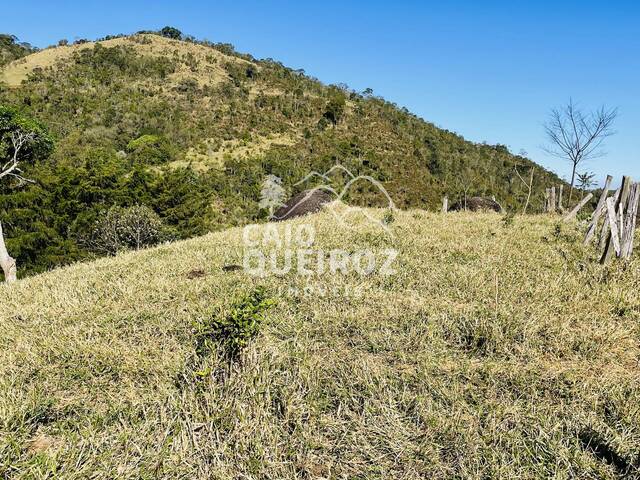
[1,210,639,478]
[26,434,62,455]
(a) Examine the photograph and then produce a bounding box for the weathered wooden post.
[619,176,632,212]
[558,184,564,211]
[563,193,593,222]
[603,197,621,259]
[601,176,632,264]
[584,175,613,245]
[544,188,550,213]
[442,196,448,213]
[549,187,557,213]
[621,182,640,259]
[599,188,621,251]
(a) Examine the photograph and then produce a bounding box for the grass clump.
[382,208,395,225]
[194,287,275,359]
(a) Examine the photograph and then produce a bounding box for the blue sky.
[3,1,639,184]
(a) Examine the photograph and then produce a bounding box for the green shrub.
[502,211,515,227]
[382,208,395,225]
[126,134,174,165]
[195,287,275,359]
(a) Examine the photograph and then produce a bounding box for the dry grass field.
[1,209,639,478]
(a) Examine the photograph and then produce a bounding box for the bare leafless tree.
[543,99,617,204]
[514,165,534,214]
[456,166,478,210]
[0,131,35,282]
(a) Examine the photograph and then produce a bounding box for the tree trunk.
[568,163,577,204]
[522,168,534,215]
[558,185,564,212]
[0,222,17,283]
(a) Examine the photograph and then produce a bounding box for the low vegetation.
[1,209,638,478]
[194,286,275,360]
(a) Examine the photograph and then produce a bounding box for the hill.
[0,34,35,68]
[0,31,565,276]
[1,209,638,478]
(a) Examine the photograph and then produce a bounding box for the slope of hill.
[0,31,566,276]
[1,210,638,478]
[0,34,35,68]
[0,34,244,88]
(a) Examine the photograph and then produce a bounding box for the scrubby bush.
[194,287,275,359]
[126,134,174,165]
[87,204,174,255]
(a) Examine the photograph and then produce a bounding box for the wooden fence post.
[584,175,613,245]
[544,188,550,213]
[601,197,621,263]
[549,187,556,213]
[618,176,632,215]
[558,185,564,211]
[442,196,448,213]
[621,182,640,259]
[563,193,593,222]
[599,188,621,251]
[601,177,632,264]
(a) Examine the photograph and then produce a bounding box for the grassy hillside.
[0,31,566,276]
[1,209,639,478]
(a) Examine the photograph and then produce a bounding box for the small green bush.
[195,287,275,359]
[382,209,395,225]
[126,134,174,165]
[502,211,515,228]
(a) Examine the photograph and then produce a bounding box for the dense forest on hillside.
[0,29,564,276]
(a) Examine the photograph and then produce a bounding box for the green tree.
[0,107,54,281]
[0,34,36,66]
[160,26,183,40]
[323,86,347,125]
[577,171,596,194]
